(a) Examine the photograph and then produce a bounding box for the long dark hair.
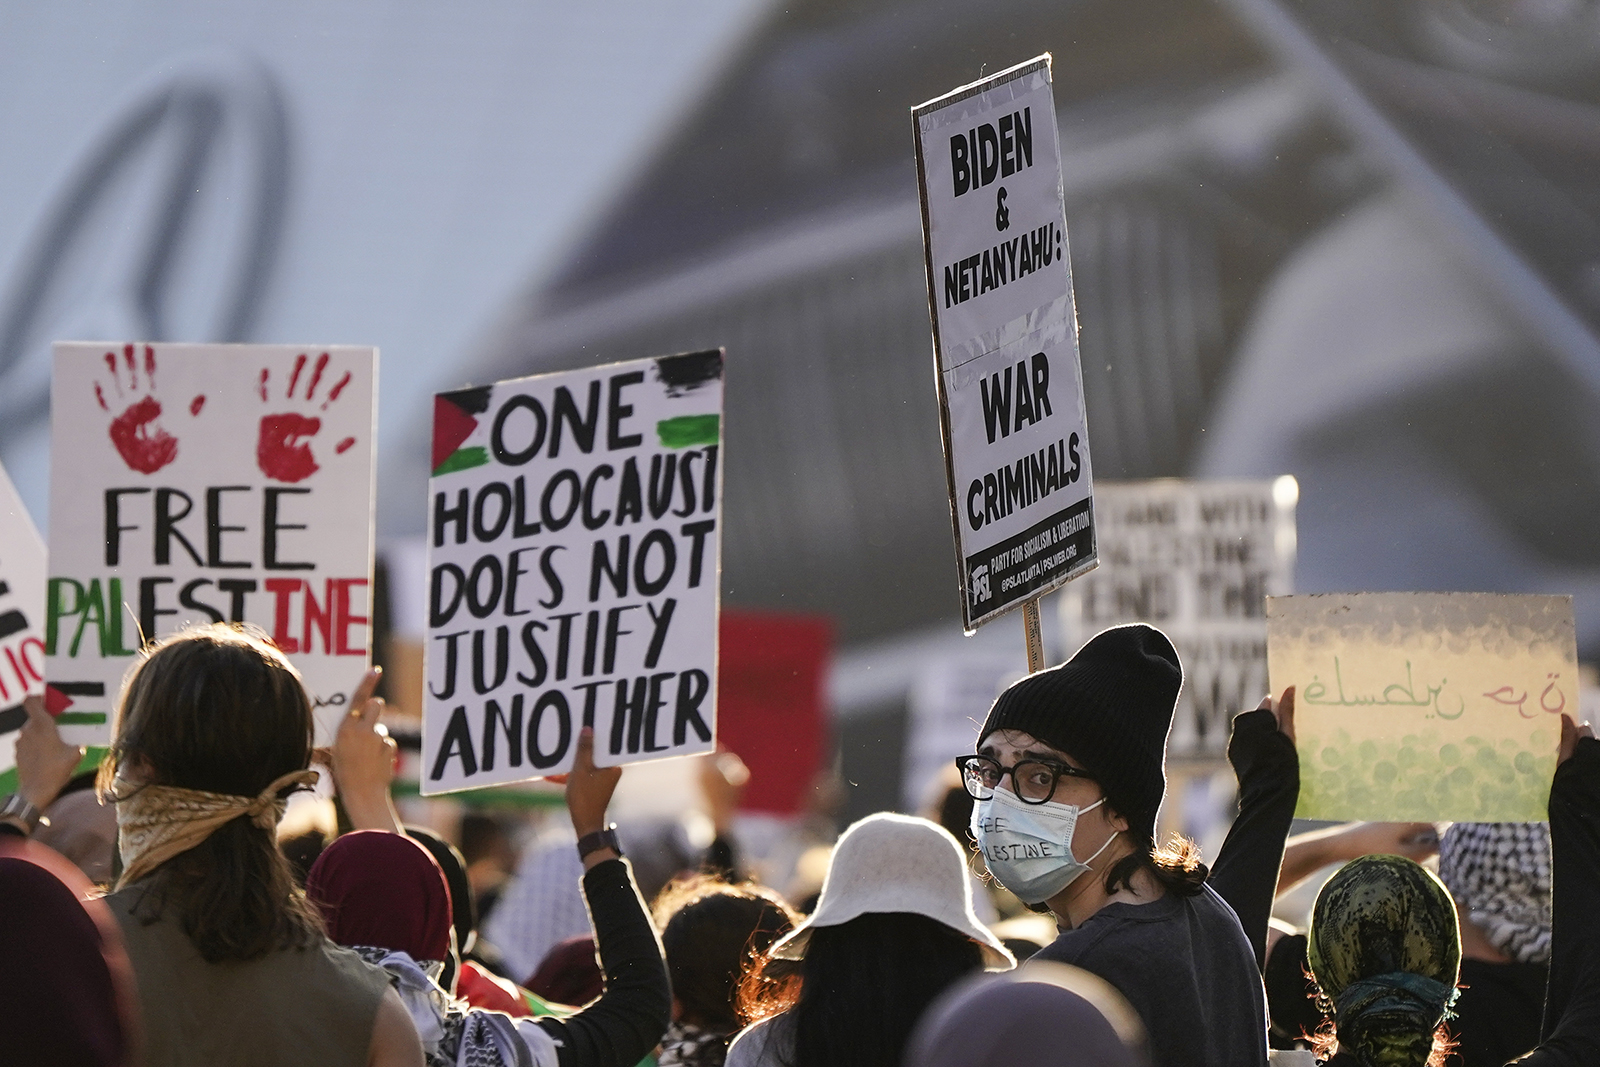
[1098,772,1207,897]
[654,875,799,1033]
[101,624,323,962]
[741,912,985,1067]
[1101,830,1209,898]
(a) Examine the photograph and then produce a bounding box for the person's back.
[110,878,388,1067]
[94,625,421,1067]
[727,814,1014,1067]
[1451,957,1545,1067]
[653,875,799,1067]
[0,837,139,1067]
[1036,883,1266,1067]
[1437,822,1552,1066]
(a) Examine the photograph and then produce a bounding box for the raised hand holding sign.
[1268,592,1576,822]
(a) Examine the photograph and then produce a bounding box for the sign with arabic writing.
[1267,592,1574,822]
[48,342,378,746]
[913,55,1098,632]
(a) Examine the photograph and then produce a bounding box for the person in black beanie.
[956,624,1270,1067]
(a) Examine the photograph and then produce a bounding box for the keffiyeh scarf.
[657,1021,731,1067]
[353,946,559,1067]
[1438,821,1552,965]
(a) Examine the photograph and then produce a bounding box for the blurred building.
[2,1,1599,820]
[446,0,1600,814]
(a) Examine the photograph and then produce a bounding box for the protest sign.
[48,342,377,745]
[421,351,723,793]
[1267,592,1574,822]
[1058,478,1297,757]
[902,651,1024,811]
[914,55,1096,634]
[717,611,830,815]
[0,461,48,777]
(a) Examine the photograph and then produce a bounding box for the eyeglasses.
[955,754,1094,805]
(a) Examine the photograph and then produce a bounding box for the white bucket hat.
[769,812,1015,970]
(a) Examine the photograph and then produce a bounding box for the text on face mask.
[981,841,1061,861]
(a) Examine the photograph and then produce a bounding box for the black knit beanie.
[977,623,1182,840]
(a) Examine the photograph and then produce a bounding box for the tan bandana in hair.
[113,769,318,889]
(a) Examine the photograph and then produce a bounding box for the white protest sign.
[901,652,1024,811]
[914,55,1096,632]
[1058,478,1297,756]
[422,351,723,793]
[48,342,377,745]
[0,461,48,777]
[1267,592,1574,822]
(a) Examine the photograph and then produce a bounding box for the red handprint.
[256,352,357,483]
[94,345,205,474]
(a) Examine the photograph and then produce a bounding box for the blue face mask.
[970,786,1119,905]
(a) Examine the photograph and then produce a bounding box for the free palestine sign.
[47,342,377,744]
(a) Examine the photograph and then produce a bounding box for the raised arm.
[1276,820,1438,896]
[330,668,404,835]
[1514,716,1600,1067]
[535,728,671,1067]
[1209,688,1300,969]
[1,696,85,836]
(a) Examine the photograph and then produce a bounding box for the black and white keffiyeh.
[1437,822,1552,965]
[352,946,559,1067]
[657,1020,732,1067]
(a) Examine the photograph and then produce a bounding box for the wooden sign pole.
[1023,598,1045,674]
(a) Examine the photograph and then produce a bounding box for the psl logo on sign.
[47,342,378,744]
[422,351,724,793]
[0,461,48,777]
[969,564,991,608]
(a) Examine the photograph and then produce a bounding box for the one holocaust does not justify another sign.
[422,350,724,793]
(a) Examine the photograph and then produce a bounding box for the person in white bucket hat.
[725,812,1013,1067]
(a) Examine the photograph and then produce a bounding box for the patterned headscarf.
[111,769,318,888]
[1437,822,1551,966]
[1308,855,1461,1067]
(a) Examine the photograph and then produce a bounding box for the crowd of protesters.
[3,619,1597,1067]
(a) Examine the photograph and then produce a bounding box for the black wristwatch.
[577,825,622,861]
[0,793,45,835]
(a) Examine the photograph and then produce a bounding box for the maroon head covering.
[306,830,453,963]
[0,836,140,1067]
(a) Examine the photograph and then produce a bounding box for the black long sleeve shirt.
[536,857,671,1067]
[1513,737,1600,1067]
[1209,707,1300,971]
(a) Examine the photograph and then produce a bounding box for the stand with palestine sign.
[913,55,1096,662]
